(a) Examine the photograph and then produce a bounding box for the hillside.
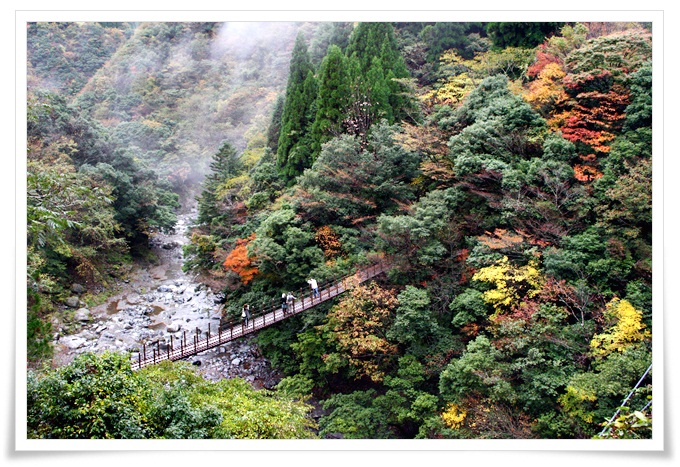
[25,21,654,441]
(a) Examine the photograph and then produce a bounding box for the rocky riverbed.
[52,205,283,390]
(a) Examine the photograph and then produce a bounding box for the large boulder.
[74,308,91,322]
[64,296,80,308]
[71,283,86,294]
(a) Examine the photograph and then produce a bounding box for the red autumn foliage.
[222,233,259,284]
[527,48,561,78]
[557,71,630,182]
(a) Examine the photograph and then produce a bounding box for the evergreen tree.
[486,22,564,49]
[310,45,351,157]
[346,23,413,125]
[266,93,285,154]
[277,33,316,183]
[346,23,396,72]
[198,141,241,226]
[280,70,318,182]
[419,22,486,62]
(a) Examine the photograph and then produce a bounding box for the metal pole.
[143,343,146,362]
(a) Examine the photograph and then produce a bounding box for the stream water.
[53,203,283,389]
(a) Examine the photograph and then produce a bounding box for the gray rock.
[74,308,91,322]
[167,321,183,333]
[231,358,241,366]
[126,293,141,304]
[71,283,86,294]
[64,296,80,308]
[62,336,87,349]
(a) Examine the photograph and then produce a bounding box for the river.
[52,203,283,390]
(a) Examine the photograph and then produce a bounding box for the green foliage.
[439,335,512,404]
[450,288,489,327]
[486,22,564,49]
[419,22,488,62]
[543,226,635,296]
[28,352,150,438]
[319,389,394,439]
[250,208,324,287]
[197,141,242,226]
[559,345,651,436]
[28,353,317,439]
[277,33,317,182]
[27,289,55,364]
[298,122,420,229]
[623,62,652,131]
[266,94,285,153]
[310,44,351,157]
[388,286,442,353]
[378,187,464,268]
[564,29,652,86]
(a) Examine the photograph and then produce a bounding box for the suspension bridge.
[130,261,389,370]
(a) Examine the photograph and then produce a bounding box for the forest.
[25,20,653,441]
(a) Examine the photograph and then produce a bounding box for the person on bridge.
[281,292,288,314]
[286,291,297,313]
[242,303,251,326]
[307,278,319,299]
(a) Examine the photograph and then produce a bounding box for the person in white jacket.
[307,278,319,299]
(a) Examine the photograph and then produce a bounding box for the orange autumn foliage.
[222,233,259,284]
[315,225,343,259]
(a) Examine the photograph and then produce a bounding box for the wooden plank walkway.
[130,262,388,370]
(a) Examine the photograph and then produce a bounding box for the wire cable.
[598,363,652,437]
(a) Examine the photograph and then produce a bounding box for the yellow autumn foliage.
[522,62,568,120]
[472,256,543,315]
[590,298,650,357]
[441,403,467,429]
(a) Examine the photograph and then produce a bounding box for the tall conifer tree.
[310,45,351,157]
[198,141,240,226]
[277,33,316,182]
[345,23,412,126]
